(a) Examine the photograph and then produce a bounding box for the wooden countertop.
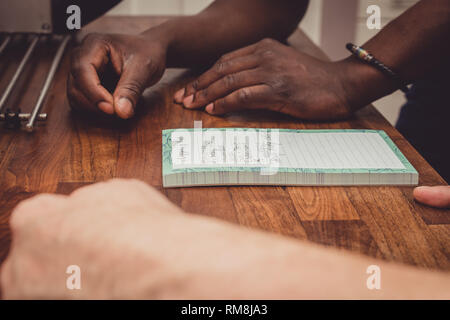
[0,16,448,271]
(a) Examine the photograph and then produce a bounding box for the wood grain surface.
[0,16,448,272]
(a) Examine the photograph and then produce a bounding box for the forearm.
[4,179,448,299]
[264,241,450,299]
[340,0,450,110]
[364,0,450,81]
[143,0,308,68]
[135,214,450,299]
[224,238,450,299]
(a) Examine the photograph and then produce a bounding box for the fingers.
[68,36,114,114]
[113,55,162,119]
[68,33,164,119]
[67,73,113,115]
[174,43,260,103]
[413,186,450,208]
[183,69,264,110]
[205,85,274,115]
[187,55,260,98]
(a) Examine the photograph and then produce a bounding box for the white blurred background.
[107,0,420,125]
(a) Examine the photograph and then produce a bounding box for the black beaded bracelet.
[345,43,409,93]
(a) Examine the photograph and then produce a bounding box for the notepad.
[162,128,418,187]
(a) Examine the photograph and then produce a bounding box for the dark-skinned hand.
[174,38,360,120]
[67,33,166,119]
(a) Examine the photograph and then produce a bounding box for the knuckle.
[259,38,275,47]
[223,74,236,89]
[121,80,142,97]
[214,60,229,76]
[10,201,33,230]
[269,74,292,98]
[256,39,281,61]
[258,49,275,60]
[269,75,287,91]
[9,210,24,233]
[238,88,252,103]
[9,194,54,231]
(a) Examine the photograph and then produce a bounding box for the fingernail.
[183,95,194,108]
[174,88,185,103]
[205,103,214,113]
[97,101,114,114]
[414,186,431,194]
[413,186,432,199]
[116,97,134,119]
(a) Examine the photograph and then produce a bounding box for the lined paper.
[279,131,405,169]
[171,130,406,170]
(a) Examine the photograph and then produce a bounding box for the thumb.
[413,186,450,208]
[113,58,153,119]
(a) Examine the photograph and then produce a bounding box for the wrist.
[140,22,176,54]
[336,56,398,112]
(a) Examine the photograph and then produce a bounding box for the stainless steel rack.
[0,34,71,131]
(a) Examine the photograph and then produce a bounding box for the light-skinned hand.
[1,179,449,299]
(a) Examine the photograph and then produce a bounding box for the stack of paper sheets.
[162,128,418,188]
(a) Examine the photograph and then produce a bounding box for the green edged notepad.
[162,128,418,188]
